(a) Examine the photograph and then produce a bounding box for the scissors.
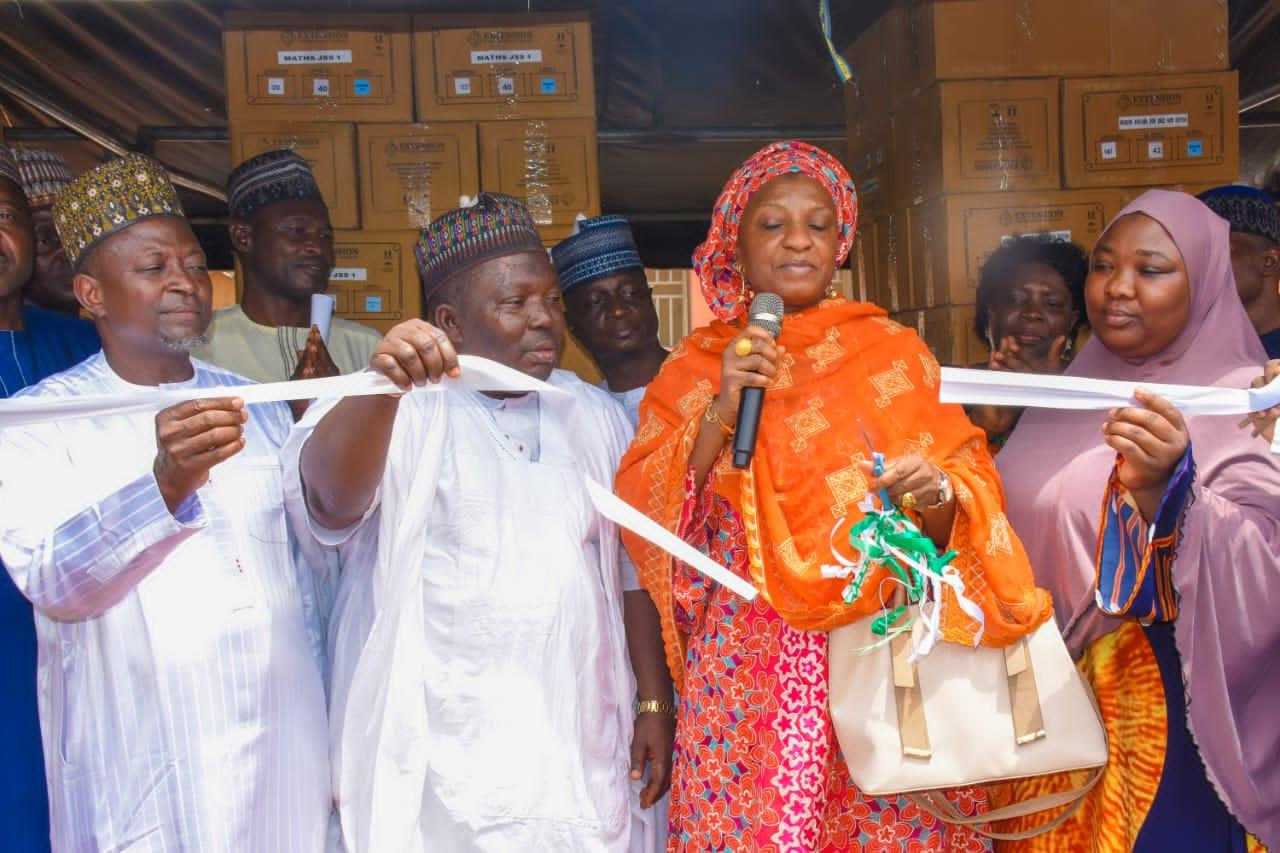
[857,417,894,510]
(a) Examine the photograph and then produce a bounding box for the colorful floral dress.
[666,485,993,852]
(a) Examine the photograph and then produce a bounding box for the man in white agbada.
[0,154,330,850]
[286,193,674,852]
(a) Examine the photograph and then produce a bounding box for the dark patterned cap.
[551,215,644,292]
[14,148,73,207]
[1198,185,1280,245]
[52,153,184,270]
[227,149,323,220]
[0,145,20,191]
[415,192,545,301]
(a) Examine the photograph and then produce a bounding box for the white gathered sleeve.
[0,426,207,621]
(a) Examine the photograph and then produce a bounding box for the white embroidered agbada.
[285,368,643,853]
[0,353,331,852]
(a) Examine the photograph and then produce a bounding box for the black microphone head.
[748,292,784,338]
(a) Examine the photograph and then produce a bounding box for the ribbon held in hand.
[0,356,758,603]
[939,366,1280,415]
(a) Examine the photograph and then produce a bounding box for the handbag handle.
[905,765,1104,841]
[891,625,933,757]
[901,622,1110,841]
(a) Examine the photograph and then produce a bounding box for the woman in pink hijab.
[994,190,1278,851]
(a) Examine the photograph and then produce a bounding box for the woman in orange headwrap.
[615,141,1053,852]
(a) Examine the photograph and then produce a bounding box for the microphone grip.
[732,387,765,469]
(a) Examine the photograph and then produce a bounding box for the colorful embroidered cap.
[0,145,21,192]
[52,153,184,271]
[551,215,644,292]
[415,192,545,301]
[227,149,323,221]
[1198,185,1280,246]
[14,148,73,208]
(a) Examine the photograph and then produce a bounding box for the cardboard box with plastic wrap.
[906,0,1227,93]
[357,122,480,231]
[477,118,600,238]
[328,231,421,334]
[224,14,413,123]
[910,190,1118,307]
[1062,71,1240,189]
[891,79,1061,207]
[413,15,595,122]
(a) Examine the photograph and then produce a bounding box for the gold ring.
[734,337,753,357]
[901,492,917,510]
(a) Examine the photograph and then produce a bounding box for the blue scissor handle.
[871,451,893,509]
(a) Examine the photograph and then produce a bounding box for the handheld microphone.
[732,292,784,469]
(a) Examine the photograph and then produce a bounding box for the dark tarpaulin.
[1231,0,1280,191]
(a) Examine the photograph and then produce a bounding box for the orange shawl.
[615,298,1053,684]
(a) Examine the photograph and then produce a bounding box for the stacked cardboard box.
[845,0,1236,366]
[412,14,601,245]
[414,13,601,370]
[222,12,601,333]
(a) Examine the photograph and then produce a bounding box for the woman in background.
[967,236,1087,450]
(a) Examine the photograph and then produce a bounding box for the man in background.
[195,149,379,386]
[14,148,77,317]
[0,144,98,853]
[553,215,667,426]
[553,214,672,851]
[1199,185,1280,356]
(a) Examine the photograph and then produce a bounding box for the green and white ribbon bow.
[822,491,985,661]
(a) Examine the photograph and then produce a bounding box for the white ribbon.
[939,366,1280,416]
[310,293,336,343]
[0,355,757,602]
[941,366,1280,455]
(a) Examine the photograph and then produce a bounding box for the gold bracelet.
[636,699,677,716]
[703,401,733,438]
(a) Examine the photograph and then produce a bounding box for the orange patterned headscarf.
[693,141,858,324]
[616,300,1053,684]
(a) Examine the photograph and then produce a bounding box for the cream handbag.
[828,605,1108,839]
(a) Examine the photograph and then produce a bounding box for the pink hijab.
[997,190,1280,846]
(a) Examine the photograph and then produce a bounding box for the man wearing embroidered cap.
[194,148,379,399]
[284,192,673,852]
[0,153,330,851]
[554,215,668,427]
[0,145,98,853]
[13,148,78,316]
[554,214,673,851]
[1199,185,1280,356]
